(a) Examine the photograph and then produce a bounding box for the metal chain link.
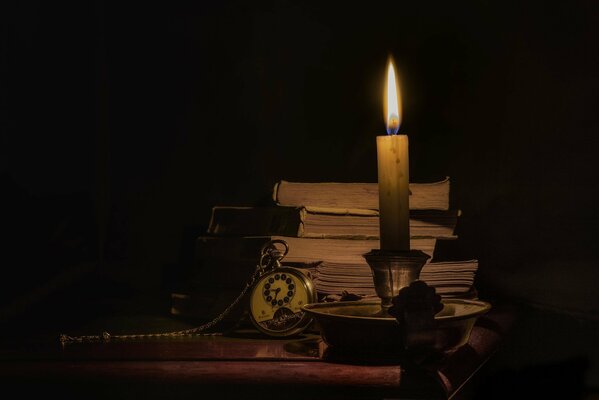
[59,240,288,344]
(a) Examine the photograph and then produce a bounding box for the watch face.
[249,267,315,336]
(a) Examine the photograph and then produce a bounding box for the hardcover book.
[273,177,450,210]
[208,205,459,239]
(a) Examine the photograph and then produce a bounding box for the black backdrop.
[3,0,599,396]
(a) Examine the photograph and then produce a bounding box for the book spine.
[272,181,282,203]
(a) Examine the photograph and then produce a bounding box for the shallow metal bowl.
[302,299,491,355]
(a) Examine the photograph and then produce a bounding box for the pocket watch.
[59,239,317,343]
[248,240,317,337]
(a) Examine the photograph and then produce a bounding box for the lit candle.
[377,58,410,251]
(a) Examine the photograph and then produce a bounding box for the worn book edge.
[273,176,451,202]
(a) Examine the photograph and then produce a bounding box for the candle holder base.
[301,298,491,357]
[363,249,431,310]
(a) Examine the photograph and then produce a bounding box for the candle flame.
[384,58,402,135]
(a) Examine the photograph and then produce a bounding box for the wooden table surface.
[0,307,513,400]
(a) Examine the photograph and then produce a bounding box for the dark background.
[3,0,599,398]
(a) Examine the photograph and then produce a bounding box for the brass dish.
[302,299,491,355]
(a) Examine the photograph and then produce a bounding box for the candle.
[377,58,410,251]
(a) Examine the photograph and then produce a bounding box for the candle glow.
[384,59,402,135]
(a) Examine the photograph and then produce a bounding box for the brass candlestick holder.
[363,249,431,310]
[302,248,491,356]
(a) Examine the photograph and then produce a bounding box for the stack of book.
[173,177,478,318]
